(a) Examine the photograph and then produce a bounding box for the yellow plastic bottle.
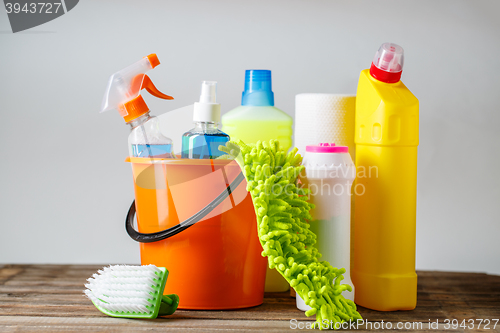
[352,43,419,311]
[222,70,292,292]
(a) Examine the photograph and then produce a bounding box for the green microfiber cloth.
[219,139,362,330]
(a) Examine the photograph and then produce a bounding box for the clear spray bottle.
[100,54,175,158]
[181,81,230,159]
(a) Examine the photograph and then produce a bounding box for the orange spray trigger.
[141,75,174,100]
[129,74,173,100]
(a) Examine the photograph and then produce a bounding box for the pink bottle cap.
[305,143,348,153]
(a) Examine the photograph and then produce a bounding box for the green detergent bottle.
[222,70,293,152]
[222,69,292,292]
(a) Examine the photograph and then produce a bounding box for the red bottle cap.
[369,43,404,83]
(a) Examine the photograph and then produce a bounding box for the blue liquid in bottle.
[128,114,175,158]
[132,144,173,158]
[181,123,229,159]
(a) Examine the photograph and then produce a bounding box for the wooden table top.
[0,265,499,332]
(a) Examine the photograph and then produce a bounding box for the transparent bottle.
[128,112,174,158]
[181,122,229,159]
[181,81,230,159]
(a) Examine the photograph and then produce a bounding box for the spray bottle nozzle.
[100,54,174,123]
[193,81,221,123]
[199,81,217,103]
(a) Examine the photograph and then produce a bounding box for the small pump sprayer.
[193,81,221,123]
[181,81,229,159]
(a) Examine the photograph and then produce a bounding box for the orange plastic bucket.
[126,157,267,310]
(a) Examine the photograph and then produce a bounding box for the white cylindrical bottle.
[296,143,355,311]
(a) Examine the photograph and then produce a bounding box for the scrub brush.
[84,265,179,319]
[219,140,362,330]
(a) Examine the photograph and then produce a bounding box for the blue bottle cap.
[241,70,274,106]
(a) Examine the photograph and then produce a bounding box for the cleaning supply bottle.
[296,143,355,312]
[181,81,230,159]
[352,43,419,311]
[100,54,175,158]
[222,69,293,292]
[222,70,293,152]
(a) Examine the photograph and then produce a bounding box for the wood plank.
[0,316,294,332]
[0,265,498,332]
[0,267,23,286]
[1,316,499,333]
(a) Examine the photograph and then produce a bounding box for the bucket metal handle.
[126,172,246,243]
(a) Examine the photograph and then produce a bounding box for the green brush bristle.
[219,140,362,330]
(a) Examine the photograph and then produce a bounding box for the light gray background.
[1,0,499,275]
